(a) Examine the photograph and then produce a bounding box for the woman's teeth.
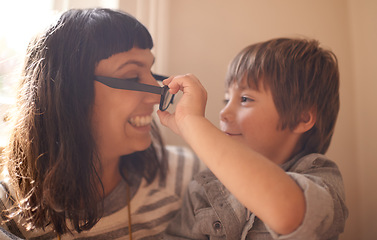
[129,116,152,127]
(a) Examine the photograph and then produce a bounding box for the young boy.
[158,38,348,239]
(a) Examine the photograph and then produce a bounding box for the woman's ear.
[294,109,316,134]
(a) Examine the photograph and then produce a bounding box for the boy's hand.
[157,74,207,136]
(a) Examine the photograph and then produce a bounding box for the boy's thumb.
[156,110,171,127]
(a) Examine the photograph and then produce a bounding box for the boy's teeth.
[129,116,152,127]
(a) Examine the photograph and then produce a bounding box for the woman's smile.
[128,115,153,127]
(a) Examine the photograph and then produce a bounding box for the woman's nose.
[144,72,161,86]
[143,74,161,104]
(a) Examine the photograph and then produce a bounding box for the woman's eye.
[125,77,139,82]
[223,99,229,105]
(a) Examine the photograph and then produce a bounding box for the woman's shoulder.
[0,175,14,208]
[165,145,205,171]
[165,145,195,159]
[163,145,207,197]
[0,179,30,239]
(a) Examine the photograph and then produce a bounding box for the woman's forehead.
[95,48,154,75]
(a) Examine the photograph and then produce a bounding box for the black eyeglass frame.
[95,74,174,111]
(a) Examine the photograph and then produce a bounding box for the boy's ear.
[293,109,316,134]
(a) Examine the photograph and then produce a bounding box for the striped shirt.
[0,146,205,239]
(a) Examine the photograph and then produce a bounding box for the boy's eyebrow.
[238,84,261,94]
[235,83,248,90]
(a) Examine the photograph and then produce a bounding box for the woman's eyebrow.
[115,57,156,72]
[116,60,144,71]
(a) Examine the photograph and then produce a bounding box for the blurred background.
[0,0,376,239]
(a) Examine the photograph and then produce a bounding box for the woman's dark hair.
[226,38,340,155]
[2,8,167,235]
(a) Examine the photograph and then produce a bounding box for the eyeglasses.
[95,74,175,111]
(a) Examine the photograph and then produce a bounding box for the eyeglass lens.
[160,86,174,111]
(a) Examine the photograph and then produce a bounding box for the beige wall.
[347,0,377,239]
[2,0,375,239]
[129,0,376,239]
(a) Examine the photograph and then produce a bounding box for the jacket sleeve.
[266,154,348,240]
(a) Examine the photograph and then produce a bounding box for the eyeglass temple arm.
[95,76,164,95]
[152,73,168,81]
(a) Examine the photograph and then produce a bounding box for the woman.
[0,8,203,239]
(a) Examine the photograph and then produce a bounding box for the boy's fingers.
[156,110,167,126]
[168,74,199,93]
[162,76,174,86]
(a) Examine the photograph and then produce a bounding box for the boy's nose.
[220,104,234,123]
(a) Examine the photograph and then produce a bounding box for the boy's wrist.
[178,115,212,144]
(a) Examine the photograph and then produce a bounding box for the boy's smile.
[220,78,301,165]
[224,132,242,136]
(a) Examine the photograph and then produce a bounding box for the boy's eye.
[241,96,248,102]
[241,96,254,103]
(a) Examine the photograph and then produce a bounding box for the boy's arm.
[158,74,305,235]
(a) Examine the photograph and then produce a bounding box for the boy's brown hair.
[226,38,340,154]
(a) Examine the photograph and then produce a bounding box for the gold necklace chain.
[126,179,133,240]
